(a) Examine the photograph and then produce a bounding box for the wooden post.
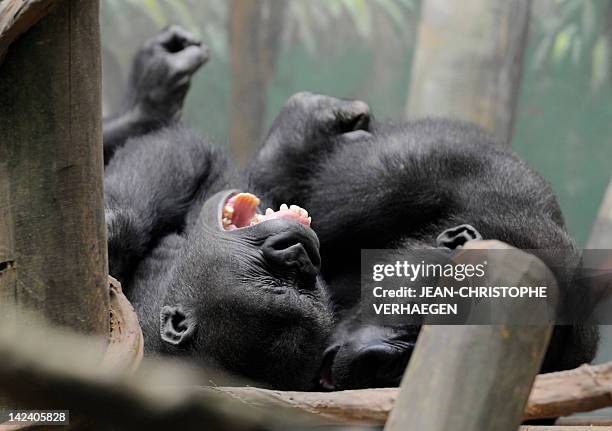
[384,241,554,431]
[406,0,531,145]
[0,0,108,336]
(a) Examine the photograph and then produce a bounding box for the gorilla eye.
[269,236,299,251]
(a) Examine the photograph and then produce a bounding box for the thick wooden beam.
[0,0,108,335]
[384,241,554,431]
[406,0,531,145]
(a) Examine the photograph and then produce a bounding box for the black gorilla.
[104,27,598,391]
[247,98,599,390]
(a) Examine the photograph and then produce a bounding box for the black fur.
[246,93,599,390]
[105,123,331,390]
[105,124,233,284]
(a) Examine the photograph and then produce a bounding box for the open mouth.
[222,193,311,231]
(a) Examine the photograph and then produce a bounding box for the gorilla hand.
[259,92,371,163]
[248,92,371,207]
[269,92,370,143]
[127,25,210,123]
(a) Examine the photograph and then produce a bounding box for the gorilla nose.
[262,225,321,278]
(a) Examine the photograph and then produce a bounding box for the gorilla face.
[160,190,332,389]
[319,225,483,390]
[320,319,419,390]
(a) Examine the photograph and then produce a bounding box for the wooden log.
[211,361,612,424]
[0,0,108,335]
[384,241,554,431]
[406,0,531,145]
[103,277,144,374]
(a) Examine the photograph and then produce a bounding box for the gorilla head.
[159,190,332,390]
[320,319,419,390]
[319,225,482,390]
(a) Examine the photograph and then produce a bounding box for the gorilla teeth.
[289,205,309,219]
[250,214,265,226]
[223,206,234,216]
[222,194,311,230]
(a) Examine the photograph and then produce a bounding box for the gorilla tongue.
[222,193,311,230]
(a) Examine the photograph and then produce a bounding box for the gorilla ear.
[160,305,196,346]
[437,224,482,249]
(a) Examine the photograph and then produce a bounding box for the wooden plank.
[384,241,553,431]
[0,0,108,335]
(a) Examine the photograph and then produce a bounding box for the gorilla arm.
[104,125,236,285]
[103,26,209,164]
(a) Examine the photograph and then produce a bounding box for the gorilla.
[104,27,332,390]
[103,27,598,392]
[248,100,599,391]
